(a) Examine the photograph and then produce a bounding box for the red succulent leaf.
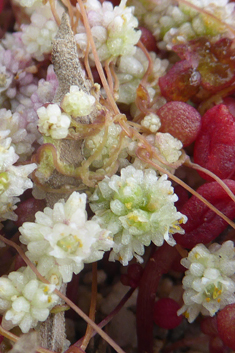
[174,180,235,249]
[222,96,235,117]
[137,244,178,353]
[14,198,46,227]
[121,264,143,288]
[174,185,189,211]
[159,59,201,102]
[217,304,235,351]
[0,0,4,14]
[153,298,183,330]
[160,38,235,102]
[200,316,218,337]
[209,336,229,353]
[157,101,202,146]
[139,27,158,53]
[173,37,235,93]
[198,38,235,92]
[194,104,235,180]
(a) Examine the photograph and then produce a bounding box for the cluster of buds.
[178,241,235,322]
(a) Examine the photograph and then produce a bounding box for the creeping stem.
[136,244,178,353]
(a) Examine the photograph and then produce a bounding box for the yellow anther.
[183,311,189,319]
[43,286,49,293]
[125,202,132,209]
[217,298,221,303]
[212,287,222,299]
[206,297,210,302]
[128,214,139,222]
[50,275,59,285]
[172,225,181,230]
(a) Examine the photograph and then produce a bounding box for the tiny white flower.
[37,103,71,139]
[61,85,96,118]
[140,0,235,49]
[21,3,62,61]
[83,122,130,171]
[0,133,36,223]
[141,113,161,133]
[19,192,113,283]
[128,132,184,175]
[0,109,34,160]
[0,266,59,333]
[178,241,235,323]
[154,132,183,164]
[115,48,169,105]
[13,0,42,9]
[90,166,187,265]
[0,137,18,171]
[0,162,36,222]
[75,0,141,63]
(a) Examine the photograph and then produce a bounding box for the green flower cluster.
[90,166,187,265]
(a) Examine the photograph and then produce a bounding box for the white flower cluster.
[0,34,42,156]
[178,241,235,323]
[37,103,71,139]
[0,266,59,333]
[13,0,44,17]
[163,0,235,49]
[152,133,183,164]
[30,65,59,145]
[128,132,184,175]
[13,0,42,8]
[115,47,169,105]
[141,113,161,133]
[0,38,59,152]
[0,35,37,110]
[134,0,235,49]
[163,0,231,46]
[90,166,187,265]
[0,47,15,100]
[130,0,173,41]
[21,3,61,61]
[19,192,113,283]
[32,65,58,108]
[61,85,96,118]
[0,132,36,223]
[0,109,35,160]
[75,0,141,63]
[82,122,130,172]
